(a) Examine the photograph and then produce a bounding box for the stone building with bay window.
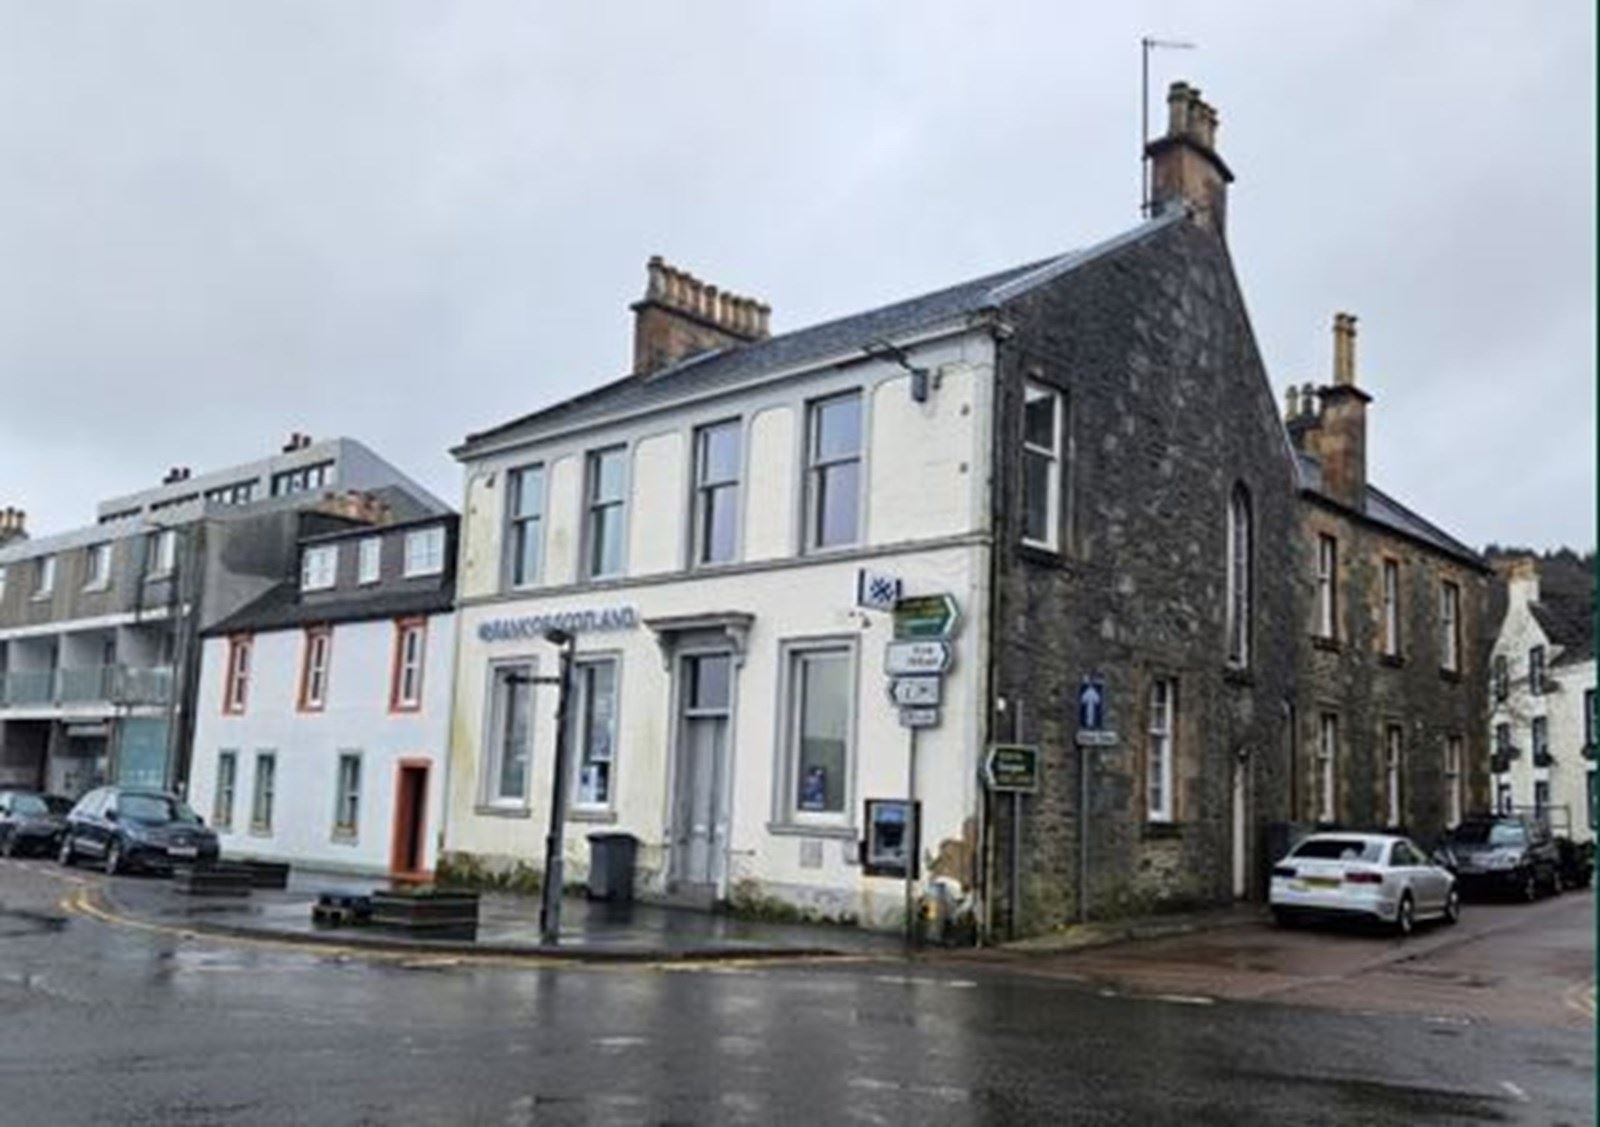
[442,81,1310,935]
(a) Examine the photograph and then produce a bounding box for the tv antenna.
[1141,36,1197,217]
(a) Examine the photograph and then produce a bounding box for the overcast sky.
[1,2,1592,549]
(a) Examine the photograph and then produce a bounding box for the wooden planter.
[369,888,479,939]
[172,862,254,897]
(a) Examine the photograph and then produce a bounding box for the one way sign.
[1078,676,1107,731]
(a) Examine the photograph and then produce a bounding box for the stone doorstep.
[986,904,1267,957]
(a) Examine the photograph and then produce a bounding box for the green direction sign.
[894,593,960,640]
[983,744,1040,793]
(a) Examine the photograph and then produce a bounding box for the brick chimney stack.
[631,256,770,377]
[1313,312,1372,510]
[1493,556,1542,608]
[1145,81,1234,236]
[0,506,27,546]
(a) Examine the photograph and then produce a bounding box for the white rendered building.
[1488,556,1596,842]
[186,516,457,876]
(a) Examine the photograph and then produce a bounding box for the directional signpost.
[885,590,961,947]
[983,745,1040,793]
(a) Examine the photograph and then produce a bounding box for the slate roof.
[455,212,1185,458]
[1294,451,1486,569]
[204,581,454,637]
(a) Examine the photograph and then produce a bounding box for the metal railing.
[0,665,174,708]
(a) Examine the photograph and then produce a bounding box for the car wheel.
[1272,908,1297,929]
[104,839,123,877]
[1519,870,1538,903]
[1443,887,1461,925]
[58,834,76,867]
[1550,868,1564,896]
[0,830,14,859]
[1393,893,1415,937]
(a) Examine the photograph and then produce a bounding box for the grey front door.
[670,653,732,892]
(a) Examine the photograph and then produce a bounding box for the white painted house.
[187,516,457,876]
[1488,555,1596,842]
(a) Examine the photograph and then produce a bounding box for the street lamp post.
[537,628,576,946]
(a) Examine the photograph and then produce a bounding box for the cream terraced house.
[443,82,1306,937]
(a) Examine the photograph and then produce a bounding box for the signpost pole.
[904,727,918,948]
[1078,743,1090,925]
[1009,790,1021,940]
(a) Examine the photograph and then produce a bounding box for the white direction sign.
[890,675,942,707]
[899,706,940,729]
[885,640,953,676]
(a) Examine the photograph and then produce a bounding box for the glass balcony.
[0,665,173,708]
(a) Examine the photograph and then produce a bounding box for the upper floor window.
[1315,535,1337,640]
[1528,645,1547,695]
[204,480,256,506]
[357,536,381,585]
[1022,383,1064,551]
[1492,654,1509,702]
[506,464,545,587]
[805,392,862,552]
[298,627,332,712]
[84,543,112,590]
[390,618,426,711]
[1226,486,1252,666]
[1381,558,1401,657]
[1494,722,1512,761]
[693,420,741,566]
[146,529,177,578]
[1439,581,1461,673]
[404,526,446,578]
[34,555,56,598]
[1146,679,1176,822]
[223,636,252,714]
[584,447,627,578]
[301,545,337,591]
[270,460,333,497]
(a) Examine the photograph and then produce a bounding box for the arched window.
[1226,485,1252,666]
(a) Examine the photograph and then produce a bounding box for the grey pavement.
[1,858,1593,1125]
[92,865,904,959]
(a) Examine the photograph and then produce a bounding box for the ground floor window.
[1146,679,1175,822]
[780,642,854,821]
[1445,736,1463,826]
[570,658,619,808]
[213,750,237,830]
[1316,714,1338,823]
[1496,780,1513,815]
[1384,725,1403,827]
[251,752,276,832]
[484,662,534,806]
[334,752,361,837]
[1533,779,1549,824]
[1589,771,1597,829]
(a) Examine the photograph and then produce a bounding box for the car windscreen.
[11,794,51,816]
[1290,838,1384,862]
[1449,822,1526,846]
[118,794,201,825]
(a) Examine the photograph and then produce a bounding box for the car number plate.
[168,845,199,859]
[1302,876,1340,889]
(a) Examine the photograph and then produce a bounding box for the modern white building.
[186,516,457,877]
[1488,555,1596,842]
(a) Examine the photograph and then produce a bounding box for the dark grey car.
[0,790,73,857]
[59,786,219,875]
[1440,815,1562,900]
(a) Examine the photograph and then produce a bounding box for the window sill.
[1222,666,1254,687]
[1438,668,1462,684]
[1141,821,1182,841]
[1378,653,1404,668]
[474,804,531,819]
[30,592,53,602]
[1016,542,1071,570]
[248,825,273,837]
[330,830,359,845]
[403,568,444,580]
[81,583,112,594]
[568,807,617,824]
[1311,636,1341,653]
[766,821,857,841]
[145,573,174,584]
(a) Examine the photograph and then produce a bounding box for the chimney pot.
[631,256,773,375]
[1147,79,1233,235]
[1285,385,1301,419]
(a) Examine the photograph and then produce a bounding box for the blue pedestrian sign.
[1078,676,1107,731]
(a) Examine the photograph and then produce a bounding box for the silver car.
[1270,832,1461,936]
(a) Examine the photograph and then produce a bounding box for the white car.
[1270,832,1460,936]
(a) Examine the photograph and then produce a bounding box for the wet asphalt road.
[0,861,1593,1126]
